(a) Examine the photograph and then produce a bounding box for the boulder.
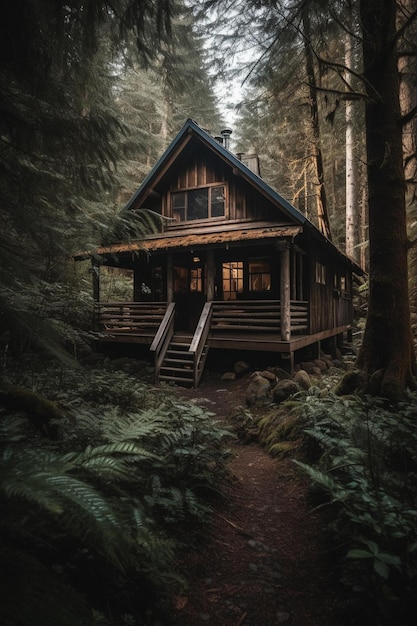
[293,369,311,390]
[234,360,250,376]
[221,371,237,381]
[272,379,300,403]
[300,362,322,376]
[259,370,277,383]
[246,372,272,407]
[267,366,292,380]
[313,359,328,372]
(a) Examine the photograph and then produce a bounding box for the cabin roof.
[74,118,364,275]
[124,118,308,227]
[77,225,302,259]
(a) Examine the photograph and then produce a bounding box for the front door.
[173,255,205,331]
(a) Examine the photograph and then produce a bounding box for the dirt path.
[169,375,341,626]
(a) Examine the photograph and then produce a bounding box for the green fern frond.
[101,408,173,443]
[294,460,342,499]
[87,441,161,460]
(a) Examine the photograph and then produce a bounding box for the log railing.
[149,303,176,380]
[95,299,309,340]
[189,302,212,387]
[95,302,167,334]
[211,300,309,335]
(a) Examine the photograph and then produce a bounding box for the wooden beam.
[280,244,291,341]
[206,250,215,301]
[92,260,100,302]
[167,254,173,303]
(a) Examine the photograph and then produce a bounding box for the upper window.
[172,185,225,222]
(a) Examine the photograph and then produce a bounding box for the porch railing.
[211,300,309,335]
[95,299,309,339]
[149,302,176,380]
[189,302,212,387]
[95,301,167,334]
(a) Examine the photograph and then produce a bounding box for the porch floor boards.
[95,325,351,352]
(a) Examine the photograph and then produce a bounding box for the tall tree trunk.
[302,8,332,241]
[398,0,417,314]
[345,25,359,262]
[356,0,416,398]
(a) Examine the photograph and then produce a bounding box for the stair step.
[159,375,194,384]
[166,348,193,355]
[160,365,193,374]
[164,358,193,365]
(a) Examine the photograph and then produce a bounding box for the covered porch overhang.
[77,223,304,343]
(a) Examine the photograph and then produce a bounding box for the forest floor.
[168,371,344,626]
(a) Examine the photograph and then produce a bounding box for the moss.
[0,383,66,437]
[268,441,299,458]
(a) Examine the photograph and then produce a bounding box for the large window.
[222,262,243,300]
[172,185,225,222]
[249,259,271,291]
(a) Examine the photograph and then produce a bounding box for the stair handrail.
[150,302,176,380]
[189,302,212,387]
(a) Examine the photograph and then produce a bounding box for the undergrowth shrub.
[293,391,417,626]
[0,357,232,626]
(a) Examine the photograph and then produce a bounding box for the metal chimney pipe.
[220,128,232,150]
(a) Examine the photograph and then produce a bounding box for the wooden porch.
[94,299,309,343]
[93,300,351,385]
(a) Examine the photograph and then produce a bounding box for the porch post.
[297,253,303,300]
[206,250,215,301]
[280,244,291,341]
[167,254,174,303]
[91,259,100,302]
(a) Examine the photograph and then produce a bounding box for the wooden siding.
[156,145,290,225]
[308,249,353,334]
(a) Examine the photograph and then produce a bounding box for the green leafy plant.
[0,357,232,625]
[293,391,417,625]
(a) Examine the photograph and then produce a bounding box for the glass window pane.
[188,189,208,220]
[222,262,243,300]
[211,185,225,217]
[172,192,186,222]
[249,260,271,291]
[190,268,202,292]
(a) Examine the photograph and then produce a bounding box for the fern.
[294,390,417,622]
[1,354,232,624]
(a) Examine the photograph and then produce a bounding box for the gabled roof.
[124,118,307,226]
[74,118,363,274]
[121,118,362,273]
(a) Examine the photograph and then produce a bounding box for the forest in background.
[1,1,417,625]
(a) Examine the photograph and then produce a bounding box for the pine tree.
[0,0,176,355]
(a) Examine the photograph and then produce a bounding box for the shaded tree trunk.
[398,0,417,314]
[356,0,416,397]
[345,24,359,263]
[302,7,332,241]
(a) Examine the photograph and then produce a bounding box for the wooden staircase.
[158,334,196,385]
[151,302,212,387]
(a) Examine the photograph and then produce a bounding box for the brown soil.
[169,373,342,626]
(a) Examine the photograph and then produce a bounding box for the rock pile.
[221,349,350,407]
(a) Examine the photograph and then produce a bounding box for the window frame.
[315,262,326,285]
[170,183,227,223]
[248,258,272,292]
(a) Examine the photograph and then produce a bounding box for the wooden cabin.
[76,118,363,386]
